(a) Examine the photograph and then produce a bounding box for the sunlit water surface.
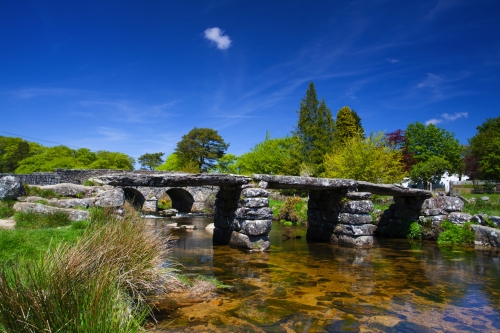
[148,217,500,332]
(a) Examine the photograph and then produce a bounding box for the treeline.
[150,82,499,188]
[0,137,135,173]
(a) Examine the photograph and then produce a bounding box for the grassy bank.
[0,204,173,332]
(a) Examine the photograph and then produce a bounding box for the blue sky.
[1,0,499,163]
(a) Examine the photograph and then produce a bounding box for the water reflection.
[149,217,500,332]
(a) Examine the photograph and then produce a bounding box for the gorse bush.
[437,221,475,246]
[0,204,174,332]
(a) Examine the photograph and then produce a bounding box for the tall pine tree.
[333,106,364,147]
[293,82,335,175]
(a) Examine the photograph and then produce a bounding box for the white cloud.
[386,58,399,64]
[442,112,468,121]
[425,118,443,125]
[417,73,443,89]
[204,27,231,50]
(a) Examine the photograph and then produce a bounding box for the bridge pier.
[307,190,375,247]
[213,184,273,251]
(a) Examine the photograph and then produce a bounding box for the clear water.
[148,217,500,332]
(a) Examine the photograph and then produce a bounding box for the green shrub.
[280,219,293,226]
[276,197,307,223]
[407,222,423,240]
[0,200,15,218]
[14,210,72,229]
[437,221,475,246]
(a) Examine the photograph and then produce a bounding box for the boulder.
[481,196,490,202]
[229,231,270,251]
[447,212,472,224]
[421,196,463,213]
[94,188,125,207]
[0,176,26,200]
[471,224,500,247]
[36,183,95,197]
[471,214,488,225]
[489,216,500,228]
[238,219,272,236]
[12,202,90,221]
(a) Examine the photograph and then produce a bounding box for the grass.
[14,210,73,229]
[0,203,174,332]
[461,195,500,217]
[23,184,62,199]
[0,200,15,219]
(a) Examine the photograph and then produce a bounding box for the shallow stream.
[148,217,500,332]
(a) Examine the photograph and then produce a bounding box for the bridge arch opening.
[123,188,146,210]
[166,188,194,212]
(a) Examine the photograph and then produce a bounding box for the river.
[148,217,500,332]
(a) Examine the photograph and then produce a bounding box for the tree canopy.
[174,127,229,172]
[293,82,335,175]
[467,116,500,180]
[138,152,165,170]
[332,106,364,147]
[322,132,407,184]
[237,134,298,175]
[0,136,43,173]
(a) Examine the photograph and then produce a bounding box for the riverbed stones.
[0,176,26,200]
[13,202,90,221]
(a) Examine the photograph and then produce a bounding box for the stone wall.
[213,184,272,251]
[306,189,375,247]
[0,173,60,185]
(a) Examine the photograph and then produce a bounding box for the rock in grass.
[12,202,90,221]
[94,188,125,207]
[0,176,26,200]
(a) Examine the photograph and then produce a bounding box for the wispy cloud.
[386,58,399,64]
[425,0,463,20]
[204,27,231,50]
[96,127,130,141]
[425,112,468,125]
[9,87,85,99]
[417,73,443,89]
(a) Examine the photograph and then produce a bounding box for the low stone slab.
[0,176,26,200]
[330,234,374,247]
[238,219,272,236]
[340,200,374,214]
[421,196,464,213]
[13,202,90,221]
[356,182,432,197]
[447,212,472,224]
[241,188,269,198]
[229,231,270,251]
[252,174,357,190]
[338,213,373,225]
[35,183,95,197]
[419,215,447,223]
[333,223,377,236]
[471,224,500,247]
[49,198,95,209]
[235,207,273,220]
[240,197,268,208]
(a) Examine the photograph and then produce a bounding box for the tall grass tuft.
[14,210,72,229]
[0,202,174,332]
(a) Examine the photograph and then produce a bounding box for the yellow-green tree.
[322,132,407,183]
[332,106,364,147]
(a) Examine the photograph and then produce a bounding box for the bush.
[407,222,423,241]
[0,205,174,332]
[0,200,15,219]
[437,221,475,246]
[277,197,307,223]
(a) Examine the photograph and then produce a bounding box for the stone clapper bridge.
[94,172,441,251]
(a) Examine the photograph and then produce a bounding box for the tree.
[385,129,414,172]
[322,132,407,184]
[293,82,335,175]
[174,127,229,172]
[468,116,500,180]
[237,134,298,175]
[332,106,364,147]
[156,153,183,171]
[409,156,450,189]
[138,152,165,170]
[0,137,35,172]
[211,154,238,174]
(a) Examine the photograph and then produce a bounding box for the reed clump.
[0,201,175,332]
